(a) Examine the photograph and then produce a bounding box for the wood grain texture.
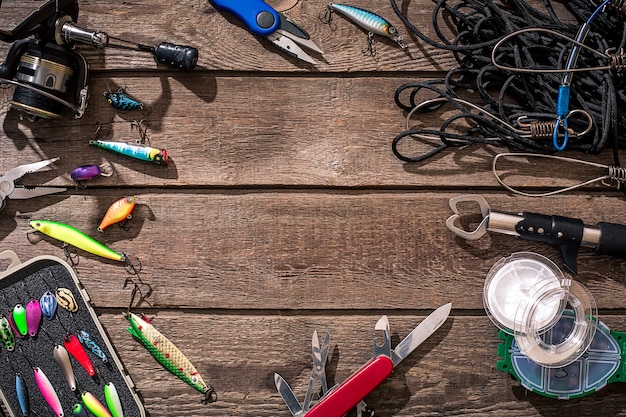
[1,1,626,416]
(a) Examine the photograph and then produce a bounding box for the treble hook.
[122,254,142,275]
[130,119,149,144]
[318,5,334,24]
[361,32,376,57]
[124,277,153,312]
[62,244,80,267]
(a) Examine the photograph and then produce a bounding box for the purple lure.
[26,299,42,337]
[71,165,102,181]
[40,291,58,320]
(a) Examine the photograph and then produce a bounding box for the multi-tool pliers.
[210,0,324,64]
[275,303,452,417]
[0,158,65,209]
[446,194,626,275]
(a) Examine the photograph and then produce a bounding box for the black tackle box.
[0,250,145,417]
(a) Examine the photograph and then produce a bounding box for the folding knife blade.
[274,373,303,417]
[391,303,452,366]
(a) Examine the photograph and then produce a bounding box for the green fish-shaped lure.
[29,220,128,263]
[126,312,217,404]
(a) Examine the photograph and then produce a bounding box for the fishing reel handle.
[59,20,198,71]
[153,42,198,71]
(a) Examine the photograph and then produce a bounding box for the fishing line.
[390,0,626,162]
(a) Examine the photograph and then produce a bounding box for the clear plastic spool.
[483,252,564,334]
[513,279,597,368]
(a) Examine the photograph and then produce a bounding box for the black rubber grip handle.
[596,222,626,258]
[153,42,198,71]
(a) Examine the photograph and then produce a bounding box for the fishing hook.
[124,276,153,312]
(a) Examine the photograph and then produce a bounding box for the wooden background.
[2,0,626,416]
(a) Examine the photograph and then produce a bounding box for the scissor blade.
[391,303,451,367]
[3,158,60,183]
[267,32,316,64]
[277,14,324,55]
[9,186,66,200]
[274,373,303,417]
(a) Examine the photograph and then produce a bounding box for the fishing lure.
[71,164,114,187]
[12,304,28,337]
[29,220,134,267]
[98,196,137,232]
[77,330,108,364]
[322,3,407,55]
[81,391,112,417]
[34,367,64,417]
[104,382,123,417]
[53,344,77,391]
[26,299,42,337]
[7,313,23,339]
[16,372,28,416]
[64,333,96,377]
[72,404,89,417]
[89,140,168,165]
[55,288,78,313]
[0,317,15,351]
[104,88,144,111]
[126,312,217,404]
[40,291,58,320]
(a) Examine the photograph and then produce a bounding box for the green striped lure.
[321,3,407,55]
[126,312,217,404]
[29,220,140,273]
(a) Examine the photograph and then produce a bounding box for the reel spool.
[484,252,597,368]
[5,40,88,120]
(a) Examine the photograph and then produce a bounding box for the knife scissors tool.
[446,194,626,274]
[275,303,452,417]
[0,158,65,210]
[210,0,324,64]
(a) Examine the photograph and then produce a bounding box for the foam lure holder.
[0,250,145,417]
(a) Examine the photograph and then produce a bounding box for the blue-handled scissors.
[211,0,324,64]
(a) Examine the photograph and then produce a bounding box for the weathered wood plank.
[1,76,619,189]
[96,312,626,417]
[2,192,625,310]
[0,0,457,72]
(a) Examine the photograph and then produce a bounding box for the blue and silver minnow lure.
[322,3,407,54]
[89,140,168,165]
[77,330,108,364]
[104,88,144,110]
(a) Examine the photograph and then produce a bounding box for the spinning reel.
[0,0,198,121]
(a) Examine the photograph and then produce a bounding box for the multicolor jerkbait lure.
[322,3,407,54]
[89,140,168,165]
[126,312,217,404]
[29,220,138,271]
[98,196,137,232]
[104,88,144,110]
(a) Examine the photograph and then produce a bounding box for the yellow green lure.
[126,312,217,404]
[29,220,129,264]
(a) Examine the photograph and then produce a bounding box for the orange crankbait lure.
[98,196,136,232]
